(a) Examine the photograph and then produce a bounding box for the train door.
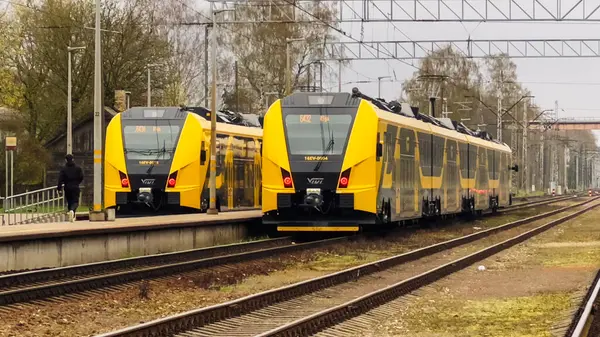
[399,128,417,217]
[487,148,496,201]
[445,139,460,213]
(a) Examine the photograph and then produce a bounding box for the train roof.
[119,107,188,119]
[276,91,510,152]
[196,117,263,137]
[183,106,263,128]
[349,88,511,152]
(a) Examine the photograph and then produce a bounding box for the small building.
[44,107,117,207]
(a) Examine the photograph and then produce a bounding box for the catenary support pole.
[338,59,342,92]
[205,24,209,108]
[4,149,7,203]
[497,74,503,142]
[208,3,218,215]
[523,98,528,193]
[10,151,13,203]
[91,0,103,218]
[147,67,151,107]
[67,49,72,155]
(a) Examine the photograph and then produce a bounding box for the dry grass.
[369,200,600,336]
[0,202,575,337]
[396,292,573,337]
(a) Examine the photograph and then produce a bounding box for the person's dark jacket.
[57,161,84,191]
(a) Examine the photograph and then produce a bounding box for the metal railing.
[1,186,67,226]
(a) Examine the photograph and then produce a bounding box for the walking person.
[57,154,84,222]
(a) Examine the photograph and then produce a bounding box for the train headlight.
[338,168,351,188]
[281,168,293,188]
[119,171,129,188]
[167,171,178,188]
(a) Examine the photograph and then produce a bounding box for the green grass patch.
[534,246,600,268]
[306,251,377,272]
[514,191,546,198]
[400,292,573,337]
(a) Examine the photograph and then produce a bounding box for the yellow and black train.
[104,107,262,213]
[262,89,516,232]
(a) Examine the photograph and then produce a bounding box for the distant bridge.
[528,117,600,131]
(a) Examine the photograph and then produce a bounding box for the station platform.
[0,210,261,242]
[0,210,262,272]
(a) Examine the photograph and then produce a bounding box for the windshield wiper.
[313,137,334,172]
[146,142,167,175]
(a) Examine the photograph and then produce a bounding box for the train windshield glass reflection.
[122,123,181,160]
[284,114,352,155]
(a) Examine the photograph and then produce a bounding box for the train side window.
[376,133,383,159]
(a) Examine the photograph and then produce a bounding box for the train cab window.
[284,114,353,155]
[122,123,181,160]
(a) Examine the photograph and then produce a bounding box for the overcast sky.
[196,0,600,142]
[317,0,600,143]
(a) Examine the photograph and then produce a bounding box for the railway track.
[564,269,600,337]
[0,194,573,312]
[94,196,598,337]
[0,195,574,310]
[0,235,354,307]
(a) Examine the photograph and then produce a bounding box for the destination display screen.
[130,125,168,133]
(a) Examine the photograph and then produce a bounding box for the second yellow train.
[261,89,517,232]
[104,106,262,214]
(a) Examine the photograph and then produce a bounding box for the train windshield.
[122,122,181,160]
[284,114,353,155]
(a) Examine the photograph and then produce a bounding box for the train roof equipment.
[350,87,506,147]
[119,107,188,120]
[182,106,263,128]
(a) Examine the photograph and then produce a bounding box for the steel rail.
[0,236,351,306]
[258,198,600,337]
[0,195,568,308]
[499,194,574,212]
[0,236,293,289]
[94,197,595,337]
[565,269,600,337]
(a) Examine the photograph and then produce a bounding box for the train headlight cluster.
[119,171,129,188]
[338,168,351,188]
[281,168,293,188]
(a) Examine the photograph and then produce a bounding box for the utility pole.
[318,61,323,92]
[205,24,209,108]
[338,59,342,92]
[497,72,503,142]
[553,100,559,191]
[147,67,151,107]
[91,0,103,219]
[146,63,163,107]
[564,144,568,192]
[67,46,85,155]
[576,150,579,190]
[522,98,529,193]
[264,92,278,111]
[235,61,239,111]
[307,65,311,92]
[285,37,305,95]
[208,6,233,215]
[377,76,390,98]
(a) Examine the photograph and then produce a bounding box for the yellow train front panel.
[262,93,380,231]
[104,107,206,212]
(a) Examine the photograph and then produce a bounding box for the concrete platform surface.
[0,210,262,243]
